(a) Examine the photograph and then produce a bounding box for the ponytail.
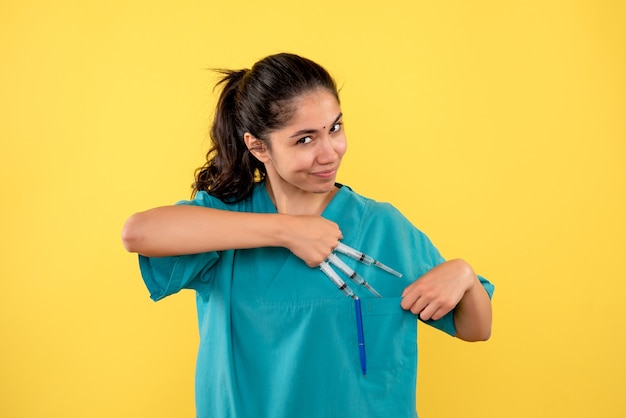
[192,69,266,202]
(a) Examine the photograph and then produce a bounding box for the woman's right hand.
[282,215,343,267]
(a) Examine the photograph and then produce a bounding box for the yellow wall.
[1,1,625,417]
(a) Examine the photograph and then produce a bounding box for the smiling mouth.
[311,169,336,178]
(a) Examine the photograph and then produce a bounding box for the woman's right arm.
[121,205,342,266]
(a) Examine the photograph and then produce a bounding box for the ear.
[244,132,270,163]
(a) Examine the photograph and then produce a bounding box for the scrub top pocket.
[361,297,417,373]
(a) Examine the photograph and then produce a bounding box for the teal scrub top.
[139,183,494,418]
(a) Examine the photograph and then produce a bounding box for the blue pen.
[354,297,366,376]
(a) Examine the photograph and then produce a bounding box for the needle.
[326,253,382,298]
[334,243,403,278]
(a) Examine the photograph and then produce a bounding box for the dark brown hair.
[193,53,339,202]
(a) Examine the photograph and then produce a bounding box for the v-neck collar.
[256,181,348,217]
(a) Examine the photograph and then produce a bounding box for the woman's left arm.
[400,259,492,341]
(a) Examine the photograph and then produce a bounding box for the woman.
[122,53,494,418]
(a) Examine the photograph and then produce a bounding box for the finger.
[401,281,419,298]
[400,281,424,308]
[429,308,447,321]
[411,298,430,316]
[423,300,457,321]
[400,291,418,310]
[418,302,438,321]
[401,293,428,314]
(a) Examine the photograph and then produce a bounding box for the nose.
[316,135,339,165]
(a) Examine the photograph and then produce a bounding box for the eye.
[330,122,343,133]
[296,136,312,144]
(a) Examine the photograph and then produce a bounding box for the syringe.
[327,253,382,298]
[319,261,356,299]
[335,242,403,278]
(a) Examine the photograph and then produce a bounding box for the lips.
[311,168,336,178]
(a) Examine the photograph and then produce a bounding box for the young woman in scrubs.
[122,53,494,418]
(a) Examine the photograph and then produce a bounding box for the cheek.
[277,151,309,172]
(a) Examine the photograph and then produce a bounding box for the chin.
[310,182,337,194]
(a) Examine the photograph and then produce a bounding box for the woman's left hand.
[400,259,474,321]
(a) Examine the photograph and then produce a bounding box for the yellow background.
[2,0,625,417]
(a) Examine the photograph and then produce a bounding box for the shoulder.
[175,191,237,210]
[338,184,432,248]
[175,183,268,212]
[339,184,406,221]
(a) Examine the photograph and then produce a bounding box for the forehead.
[284,89,341,127]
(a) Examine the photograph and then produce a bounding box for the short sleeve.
[368,203,495,337]
[417,238,495,336]
[137,191,228,301]
[139,252,219,301]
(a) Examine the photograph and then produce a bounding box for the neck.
[265,179,338,216]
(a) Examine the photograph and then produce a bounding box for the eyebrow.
[288,112,343,139]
